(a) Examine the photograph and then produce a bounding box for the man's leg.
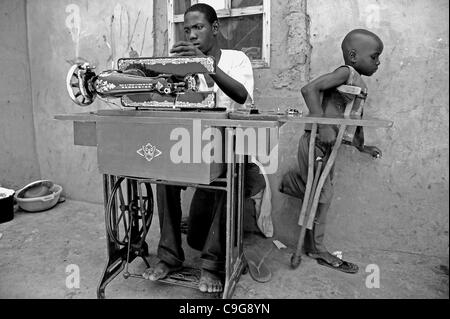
[187,188,215,251]
[186,163,265,292]
[143,185,184,280]
[200,189,226,293]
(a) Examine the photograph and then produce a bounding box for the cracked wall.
[25,0,154,203]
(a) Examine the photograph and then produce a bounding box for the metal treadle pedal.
[158,267,201,289]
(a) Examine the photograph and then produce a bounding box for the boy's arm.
[301,67,350,145]
[342,120,383,158]
[343,126,364,150]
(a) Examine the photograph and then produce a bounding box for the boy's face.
[354,36,383,76]
[183,11,218,54]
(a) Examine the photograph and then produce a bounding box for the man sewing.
[143,3,265,293]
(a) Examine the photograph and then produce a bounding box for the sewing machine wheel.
[106,177,153,247]
[66,63,96,106]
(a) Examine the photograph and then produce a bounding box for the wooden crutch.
[291,152,323,268]
[291,85,362,269]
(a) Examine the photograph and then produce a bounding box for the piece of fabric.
[250,157,274,238]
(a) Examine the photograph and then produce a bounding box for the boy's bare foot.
[199,269,223,293]
[143,261,182,281]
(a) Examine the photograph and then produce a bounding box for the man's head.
[341,29,384,76]
[184,3,219,54]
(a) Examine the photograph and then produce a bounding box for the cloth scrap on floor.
[273,240,287,250]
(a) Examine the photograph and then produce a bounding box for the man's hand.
[361,145,382,158]
[317,125,336,146]
[170,41,205,57]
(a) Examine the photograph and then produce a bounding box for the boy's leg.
[279,134,309,198]
[302,143,358,273]
[143,184,184,280]
[305,202,359,273]
[304,201,330,254]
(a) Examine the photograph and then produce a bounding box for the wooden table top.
[55,109,393,128]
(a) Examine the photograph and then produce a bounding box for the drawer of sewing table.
[96,122,225,184]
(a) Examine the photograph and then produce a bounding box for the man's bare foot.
[143,261,182,281]
[199,269,223,293]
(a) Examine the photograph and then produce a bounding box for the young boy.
[280,29,384,273]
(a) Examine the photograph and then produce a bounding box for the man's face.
[183,11,217,54]
[354,36,384,76]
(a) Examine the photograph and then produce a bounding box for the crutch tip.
[290,254,302,269]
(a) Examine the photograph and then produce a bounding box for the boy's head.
[184,3,219,54]
[341,29,384,76]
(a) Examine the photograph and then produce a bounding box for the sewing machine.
[66,56,217,109]
[60,56,281,299]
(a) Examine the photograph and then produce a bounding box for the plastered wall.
[273,0,449,255]
[145,0,450,255]
[26,0,154,203]
[0,1,447,257]
[0,0,40,190]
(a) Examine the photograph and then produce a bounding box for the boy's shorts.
[279,131,334,204]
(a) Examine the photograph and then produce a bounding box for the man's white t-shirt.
[198,49,254,111]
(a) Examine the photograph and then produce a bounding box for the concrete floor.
[0,199,448,299]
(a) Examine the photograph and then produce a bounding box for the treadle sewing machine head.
[66,56,217,110]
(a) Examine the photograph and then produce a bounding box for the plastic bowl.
[15,181,63,212]
[23,180,53,198]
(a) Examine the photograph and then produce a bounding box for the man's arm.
[170,42,248,104]
[210,68,248,104]
[301,67,350,145]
